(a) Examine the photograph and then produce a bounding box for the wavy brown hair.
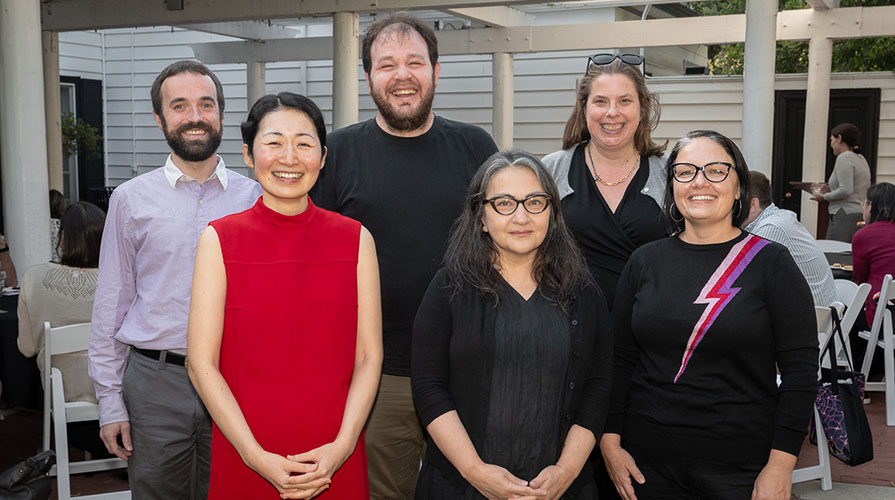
[561,58,665,157]
[443,150,590,311]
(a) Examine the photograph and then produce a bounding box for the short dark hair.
[362,12,438,74]
[241,92,327,157]
[866,182,895,224]
[49,189,66,219]
[664,130,752,233]
[150,60,225,116]
[59,201,106,268]
[748,171,773,209]
[831,123,862,154]
[443,150,590,311]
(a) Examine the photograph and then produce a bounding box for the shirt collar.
[163,155,229,190]
[745,203,779,232]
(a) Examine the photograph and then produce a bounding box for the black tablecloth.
[824,252,854,280]
[0,293,44,409]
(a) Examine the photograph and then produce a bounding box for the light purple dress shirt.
[89,155,261,426]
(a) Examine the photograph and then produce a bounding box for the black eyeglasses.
[670,162,733,183]
[586,53,644,71]
[483,193,552,216]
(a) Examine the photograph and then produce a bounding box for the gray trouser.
[123,349,212,500]
[827,208,863,243]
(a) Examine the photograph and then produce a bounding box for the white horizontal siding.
[56,23,894,189]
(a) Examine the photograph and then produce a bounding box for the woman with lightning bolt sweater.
[601,131,818,500]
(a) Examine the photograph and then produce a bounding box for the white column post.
[800,37,834,236]
[332,12,359,130]
[492,52,514,151]
[43,30,64,193]
[246,60,266,109]
[741,0,777,175]
[0,0,52,269]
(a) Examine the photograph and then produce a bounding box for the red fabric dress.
[207,197,367,499]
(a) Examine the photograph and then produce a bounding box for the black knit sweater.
[606,231,818,464]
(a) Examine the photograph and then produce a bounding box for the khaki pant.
[365,374,426,500]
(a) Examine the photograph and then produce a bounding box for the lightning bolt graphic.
[673,235,770,383]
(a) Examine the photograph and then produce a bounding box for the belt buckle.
[183,355,189,369]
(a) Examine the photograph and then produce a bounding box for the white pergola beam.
[803,0,839,10]
[442,6,531,27]
[41,0,536,31]
[175,21,301,42]
[189,6,895,64]
[191,37,334,64]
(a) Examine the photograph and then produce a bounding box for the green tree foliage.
[61,112,103,160]
[689,0,895,75]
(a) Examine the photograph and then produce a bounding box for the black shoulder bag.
[0,449,55,500]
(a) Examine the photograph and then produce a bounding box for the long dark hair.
[443,150,589,310]
[866,182,895,224]
[59,201,105,268]
[561,58,665,157]
[663,130,752,234]
[49,189,66,219]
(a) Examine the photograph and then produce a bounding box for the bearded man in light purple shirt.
[88,60,260,499]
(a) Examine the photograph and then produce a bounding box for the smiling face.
[673,137,740,233]
[243,108,326,215]
[482,166,551,266]
[154,71,223,163]
[585,73,641,154]
[365,28,440,134]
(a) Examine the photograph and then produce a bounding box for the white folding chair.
[791,306,836,490]
[44,321,130,500]
[858,274,895,426]
[833,280,872,366]
[816,240,852,253]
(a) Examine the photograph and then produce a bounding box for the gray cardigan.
[542,145,668,209]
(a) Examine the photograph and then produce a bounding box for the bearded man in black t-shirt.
[310,11,498,500]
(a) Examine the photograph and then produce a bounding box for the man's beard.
[371,79,435,133]
[162,120,222,162]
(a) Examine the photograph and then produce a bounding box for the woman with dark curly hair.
[412,150,613,499]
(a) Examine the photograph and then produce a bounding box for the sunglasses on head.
[586,53,644,71]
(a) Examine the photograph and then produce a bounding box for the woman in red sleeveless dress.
[187,92,382,499]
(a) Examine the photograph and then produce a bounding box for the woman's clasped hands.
[466,461,581,500]
[248,441,352,499]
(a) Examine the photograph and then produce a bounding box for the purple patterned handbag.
[810,307,873,466]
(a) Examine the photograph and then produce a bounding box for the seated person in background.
[852,182,895,377]
[50,189,67,263]
[743,171,837,307]
[0,234,18,288]
[18,201,105,403]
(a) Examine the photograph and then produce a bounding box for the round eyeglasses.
[483,193,552,216]
[670,162,733,183]
[586,53,644,71]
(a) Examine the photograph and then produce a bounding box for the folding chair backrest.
[835,281,871,365]
[42,321,92,452]
[869,275,894,338]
